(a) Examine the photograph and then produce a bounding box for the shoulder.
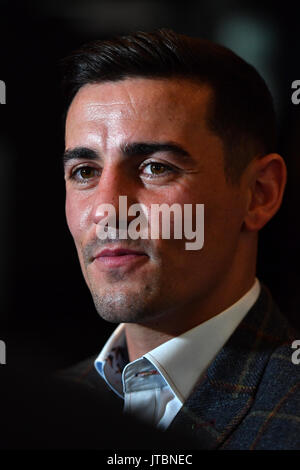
[229,291,300,449]
[245,340,300,447]
[54,355,109,393]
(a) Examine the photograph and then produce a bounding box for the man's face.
[64,78,247,331]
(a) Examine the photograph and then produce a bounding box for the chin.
[90,288,165,325]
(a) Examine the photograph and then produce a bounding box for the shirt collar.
[94,325,128,398]
[95,279,260,402]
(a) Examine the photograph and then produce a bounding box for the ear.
[243,153,287,232]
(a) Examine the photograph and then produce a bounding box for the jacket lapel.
[168,286,293,449]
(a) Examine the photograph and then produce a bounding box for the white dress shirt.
[94,279,261,430]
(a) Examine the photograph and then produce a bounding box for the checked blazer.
[60,286,300,450]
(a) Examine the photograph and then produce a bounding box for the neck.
[124,324,174,362]
[125,238,257,362]
[125,276,255,362]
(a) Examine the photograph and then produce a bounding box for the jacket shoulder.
[224,304,300,450]
[55,355,110,393]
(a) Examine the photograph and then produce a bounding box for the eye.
[71,165,100,183]
[141,161,173,177]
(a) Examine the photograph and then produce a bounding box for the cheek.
[203,195,245,258]
[65,192,93,243]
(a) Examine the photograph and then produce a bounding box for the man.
[61,29,300,449]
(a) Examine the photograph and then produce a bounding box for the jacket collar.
[167,286,293,449]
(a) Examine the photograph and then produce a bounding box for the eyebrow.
[63,147,99,166]
[63,141,192,167]
[121,142,191,159]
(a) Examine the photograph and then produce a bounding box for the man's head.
[62,29,286,334]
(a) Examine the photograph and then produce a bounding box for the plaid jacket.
[62,286,300,450]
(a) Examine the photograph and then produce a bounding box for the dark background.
[1,0,300,373]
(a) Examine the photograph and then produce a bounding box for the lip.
[93,247,148,268]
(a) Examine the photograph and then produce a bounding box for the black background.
[1,0,300,374]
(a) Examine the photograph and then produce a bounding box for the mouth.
[92,247,149,268]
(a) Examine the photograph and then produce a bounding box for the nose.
[91,163,137,228]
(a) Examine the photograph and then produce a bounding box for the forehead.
[65,78,213,143]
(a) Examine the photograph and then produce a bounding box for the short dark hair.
[61,28,277,182]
